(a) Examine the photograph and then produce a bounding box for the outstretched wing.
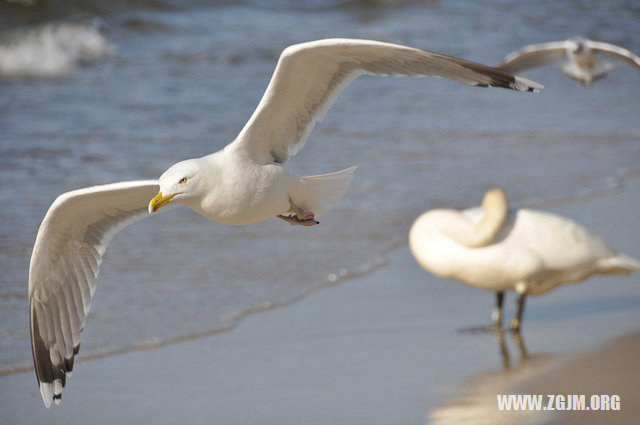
[28,180,160,407]
[232,38,543,164]
[587,40,640,70]
[499,40,571,73]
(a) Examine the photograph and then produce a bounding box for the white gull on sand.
[409,188,640,331]
[27,38,542,407]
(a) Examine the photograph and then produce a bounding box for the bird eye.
[179,177,188,184]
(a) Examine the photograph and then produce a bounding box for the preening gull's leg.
[509,293,526,332]
[491,291,505,328]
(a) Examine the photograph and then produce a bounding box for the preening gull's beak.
[148,192,175,213]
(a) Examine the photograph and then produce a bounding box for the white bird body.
[560,41,615,84]
[411,207,629,295]
[499,36,640,85]
[409,189,640,328]
[184,149,294,226]
[27,38,543,407]
[158,147,356,226]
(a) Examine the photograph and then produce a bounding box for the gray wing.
[232,38,543,164]
[587,40,640,71]
[499,40,572,72]
[28,180,159,407]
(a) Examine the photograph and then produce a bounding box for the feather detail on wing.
[232,38,543,165]
[499,41,572,72]
[28,180,160,407]
[587,40,640,70]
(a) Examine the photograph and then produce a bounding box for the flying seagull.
[28,38,542,407]
[409,188,640,331]
[499,36,640,85]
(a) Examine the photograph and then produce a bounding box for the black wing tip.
[30,301,81,407]
[512,75,544,93]
[464,61,543,92]
[482,59,544,92]
[64,356,75,373]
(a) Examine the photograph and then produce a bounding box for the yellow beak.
[148,192,175,213]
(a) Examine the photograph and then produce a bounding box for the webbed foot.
[277,214,319,226]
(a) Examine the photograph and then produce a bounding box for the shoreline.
[1,180,639,424]
[2,174,637,378]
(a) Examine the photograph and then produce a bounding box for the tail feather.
[598,254,640,274]
[291,166,356,216]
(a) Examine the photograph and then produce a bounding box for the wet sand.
[1,181,639,424]
[532,331,639,425]
[430,330,640,425]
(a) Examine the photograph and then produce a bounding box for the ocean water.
[1,0,639,374]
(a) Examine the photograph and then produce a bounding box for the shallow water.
[1,0,639,373]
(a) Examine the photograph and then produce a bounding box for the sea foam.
[0,22,114,78]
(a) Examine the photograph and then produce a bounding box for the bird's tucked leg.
[276,199,319,226]
[509,293,526,332]
[491,291,505,328]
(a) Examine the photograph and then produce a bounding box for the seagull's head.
[149,159,204,213]
[569,38,594,66]
[572,42,585,55]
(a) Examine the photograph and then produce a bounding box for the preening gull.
[409,188,640,331]
[499,36,640,85]
[28,38,543,407]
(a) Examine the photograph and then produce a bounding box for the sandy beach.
[431,330,640,425]
[1,178,638,424]
[2,1,639,424]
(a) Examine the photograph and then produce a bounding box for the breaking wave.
[0,21,114,78]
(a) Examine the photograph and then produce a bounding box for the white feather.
[291,166,356,216]
[29,181,159,408]
[28,38,543,407]
[234,38,542,165]
[409,190,640,298]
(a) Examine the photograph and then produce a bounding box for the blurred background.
[1,0,639,419]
